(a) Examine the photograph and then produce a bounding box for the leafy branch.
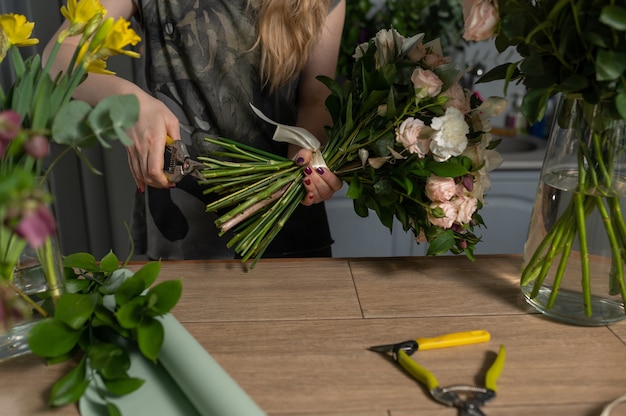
[27,251,182,415]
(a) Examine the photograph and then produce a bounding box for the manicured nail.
[308,193,314,200]
[316,167,324,175]
[296,156,305,165]
[137,186,145,194]
[304,166,313,175]
[304,178,311,185]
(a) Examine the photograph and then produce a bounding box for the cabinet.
[325,169,541,258]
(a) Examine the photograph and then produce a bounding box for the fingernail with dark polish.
[304,167,313,175]
[296,157,305,165]
[137,186,145,194]
[316,167,324,175]
[304,178,311,185]
[308,193,315,200]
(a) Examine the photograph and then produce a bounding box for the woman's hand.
[293,148,342,206]
[126,92,182,192]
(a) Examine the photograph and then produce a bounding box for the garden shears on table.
[164,136,205,183]
[369,330,506,416]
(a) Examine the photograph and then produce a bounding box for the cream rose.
[428,201,457,229]
[411,68,443,99]
[462,0,499,42]
[395,117,429,157]
[425,175,457,202]
[442,84,471,114]
[429,107,470,162]
[454,195,478,224]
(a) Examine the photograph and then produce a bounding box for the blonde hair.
[254,0,333,91]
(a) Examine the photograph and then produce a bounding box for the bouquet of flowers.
[200,28,506,268]
[462,0,626,319]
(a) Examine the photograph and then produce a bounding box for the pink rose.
[428,201,456,229]
[423,53,448,70]
[463,0,499,42]
[454,195,478,224]
[411,68,443,99]
[395,117,429,156]
[425,175,457,202]
[442,84,471,114]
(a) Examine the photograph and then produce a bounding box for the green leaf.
[49,356,90,407]
[137,318,164,362]
[28,318,83,357]
[427,230,456,255]
[103,377,145,396]
[115,274,147,306]
[596,50,626,81]
[600,6,626,30]
[51,100,93,146]
[106,403,123,416]
[63,252,99,271]
[99,251,120,273]
[115,297,145,329]
[133,261,162,290]
[88,343,131,379]
[345,175,363,199]
[87,94,139,148]
[55,293,98,329]
[425,159,469,177]
[145,280,183,316]
[100,269,133,295]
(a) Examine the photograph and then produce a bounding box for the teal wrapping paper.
[80,314,266,416]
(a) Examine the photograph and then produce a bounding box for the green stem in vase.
[574,192,592,317]
[546,224,577,308]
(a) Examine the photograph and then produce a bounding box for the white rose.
[429,107,470,162]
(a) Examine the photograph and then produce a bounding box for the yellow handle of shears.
[485,344,506,391]
[416,330,491,351]
[397,349,440,390]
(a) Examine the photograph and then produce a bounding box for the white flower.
[429,107,470,162]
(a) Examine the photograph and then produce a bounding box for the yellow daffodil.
[0,14,38,47]
[99,18,141,58]
[0,14,38,61]
[59,0,106,40]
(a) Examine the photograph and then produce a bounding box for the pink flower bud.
[23,135,50,159]
[0,110,22,143]
[13,205,57,248]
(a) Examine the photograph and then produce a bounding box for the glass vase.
[0,234,65,361]
[521,95,626,326]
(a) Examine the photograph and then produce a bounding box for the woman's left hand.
[293,148,343,205]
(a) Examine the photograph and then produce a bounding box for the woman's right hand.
[126,91,182,192]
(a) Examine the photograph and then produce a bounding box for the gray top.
[131,0,336,260]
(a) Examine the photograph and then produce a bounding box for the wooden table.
[3,255,626,415]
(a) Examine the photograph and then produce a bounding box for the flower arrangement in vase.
[462,0,626,324]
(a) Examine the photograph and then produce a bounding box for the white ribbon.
[250,104,328,168]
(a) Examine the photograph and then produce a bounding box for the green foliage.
[28,251,182,415]
[338,0,464,79]
[483,0,626,122]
